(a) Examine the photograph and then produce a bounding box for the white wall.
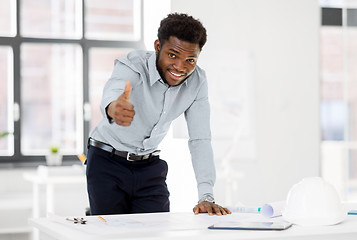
[170,0,320,206]
[143,0,171,50]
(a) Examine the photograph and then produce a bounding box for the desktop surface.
[29,211,357,240]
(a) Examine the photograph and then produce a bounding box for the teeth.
[170,71,182,77]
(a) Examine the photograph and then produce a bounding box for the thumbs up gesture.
[106,81,135,126]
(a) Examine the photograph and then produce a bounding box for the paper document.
[46,212,253,238]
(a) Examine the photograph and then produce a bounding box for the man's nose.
[173,59,185,71]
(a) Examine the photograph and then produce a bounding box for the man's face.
[155,36,200,86]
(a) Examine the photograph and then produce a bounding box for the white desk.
[29,211,357,240]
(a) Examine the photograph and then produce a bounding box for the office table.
[29,211,357,240]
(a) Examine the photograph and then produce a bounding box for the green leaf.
[0,132,10,138]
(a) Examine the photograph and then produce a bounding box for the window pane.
[320,26,345,141]
[346,28,357,142]
[88,48,132,132]
[349,149,357,198]
[0,46,14,156]
[85,0,140,40]
[21,0,81,39]
[321,8,342,26]
[21,44,83,155]
[347,9,357,26]
[0,0,16,36]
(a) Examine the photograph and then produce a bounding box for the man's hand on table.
[193,201,232,216]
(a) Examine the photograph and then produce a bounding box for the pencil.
[98,216,107,222]
[77,154,86,163]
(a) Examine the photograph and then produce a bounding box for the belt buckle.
[152,150,160,156]
[126,152,137,161]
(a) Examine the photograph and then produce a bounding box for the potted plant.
[0,132,11,138]
[46,146,63,166]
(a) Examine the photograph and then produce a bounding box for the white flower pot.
[46,154,63,166]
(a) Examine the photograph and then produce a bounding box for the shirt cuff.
[197,182,214,200]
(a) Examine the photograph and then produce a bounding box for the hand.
[107,81,135,126]
[193,201,232,216]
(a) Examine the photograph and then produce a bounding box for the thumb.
[122,81,132,101]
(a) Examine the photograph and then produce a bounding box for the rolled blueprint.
[261,201,286,218]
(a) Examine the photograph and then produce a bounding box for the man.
[86,13,230,216]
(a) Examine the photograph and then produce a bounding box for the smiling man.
[86,13,230,216]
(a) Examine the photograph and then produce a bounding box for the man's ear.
[154,40,161,53]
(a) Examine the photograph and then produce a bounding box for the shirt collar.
[148,52,161,86]
[148,52,190,87]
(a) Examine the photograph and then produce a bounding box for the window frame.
[0,0,145,166]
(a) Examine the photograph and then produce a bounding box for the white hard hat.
[282,177,346,226]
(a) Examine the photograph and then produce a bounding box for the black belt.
[88,138,160,161]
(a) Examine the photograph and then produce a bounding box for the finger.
[115,118,132,126]
[221,208,227,215]
[213,206,222,215]
[193,205,199,215]
[120,121,131,126]
[224,208,232,214]
[119,109,135,118]
[115,117,132,126]
[123,81,132,101]
[206,206,213,216]
[120,102,134,111]
[114,109,133,119]
[115,113,134,123]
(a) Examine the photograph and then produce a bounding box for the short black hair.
[157,13,207,50]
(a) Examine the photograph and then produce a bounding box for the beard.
[155,49,168,85]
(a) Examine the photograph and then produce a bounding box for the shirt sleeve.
[184,79,216,200]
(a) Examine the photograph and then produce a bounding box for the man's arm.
[185,79,231,215]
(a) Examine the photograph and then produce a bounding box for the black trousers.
[86,146,170,215]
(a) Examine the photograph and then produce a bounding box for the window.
[21,0,82,39]
[320,1,357,201]
[21,43,83,155]
[85,0,141,40]
[0,46,14,156]
[0,0,144,164]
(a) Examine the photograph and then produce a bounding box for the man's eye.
[168,53,176,58]
[187,59,196,63]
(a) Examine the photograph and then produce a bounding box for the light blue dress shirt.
[90,50,215,199]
